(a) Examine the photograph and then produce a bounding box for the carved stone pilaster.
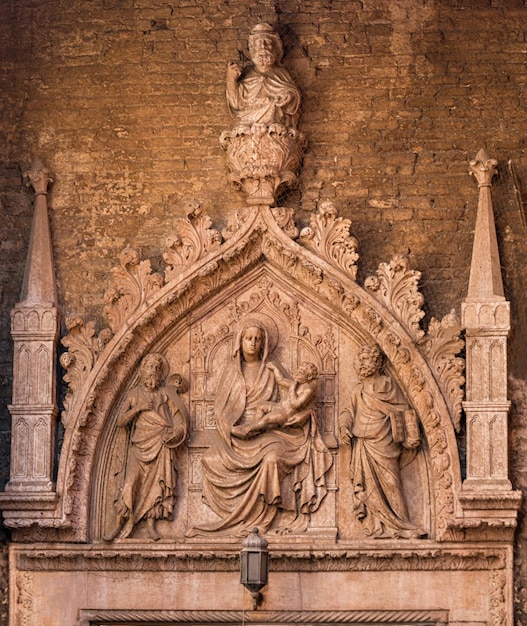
[0,159,59,515]
[459,150,521,528]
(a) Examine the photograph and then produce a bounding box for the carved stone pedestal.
[220,124,307,205]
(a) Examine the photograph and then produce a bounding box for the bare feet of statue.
[103,516,126,542]
[118,517,135,539]
[147,518,161,541]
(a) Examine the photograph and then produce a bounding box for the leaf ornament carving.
[299,200,359,280]
[103,245,164,333]
[163,200,222,282]
[270,206,299,239]
[222,207,253,241]
[422,310,465,432]
[365,255,425,343]
[60,317,113,426]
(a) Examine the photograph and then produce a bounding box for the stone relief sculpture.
[104,353,188,541]
[220,23,307,205]
[231,361,318,439]
[339,344,425,539]
[187,319,332,537]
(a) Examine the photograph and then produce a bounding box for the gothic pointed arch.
[53,203,463,543]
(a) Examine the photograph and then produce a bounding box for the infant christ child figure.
[232,361,318,439]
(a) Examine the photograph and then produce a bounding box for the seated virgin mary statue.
[226,23,301,129]
[187,319,332,537]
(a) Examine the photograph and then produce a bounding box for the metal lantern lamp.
[240,527,269,610]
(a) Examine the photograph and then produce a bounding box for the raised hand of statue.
[227,61,243,83]
[338,408,354,445]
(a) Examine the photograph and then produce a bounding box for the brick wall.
[1,1,527,623]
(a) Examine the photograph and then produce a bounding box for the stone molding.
[13,545,506,573]
[77,609,449,626]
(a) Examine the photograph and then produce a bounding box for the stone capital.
[24,158,53,196]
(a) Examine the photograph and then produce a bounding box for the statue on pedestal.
[220,24,307,205]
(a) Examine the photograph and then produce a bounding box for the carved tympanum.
[104,353,188,541]
[187,317,332,537]
[221,23,306,205]
[339,344,426,539]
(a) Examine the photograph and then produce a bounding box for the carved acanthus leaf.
[422,310,465,432]
[270,206,299,238]
[222,206,253,240]
[220,124,307,205]
[299,200,359,280]
[365,254,425,343]
[163,200,222,282]
[103,246,164,333]
[60,317,113,426]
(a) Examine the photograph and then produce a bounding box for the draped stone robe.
[188,326,332,537]
[342,372,423,539]
[227,65,301,129]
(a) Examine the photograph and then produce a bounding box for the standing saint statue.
[187,319,332,537]
[339,344,425,539]
[226,23,301,129]
[104,353,188,541]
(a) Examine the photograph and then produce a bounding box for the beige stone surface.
[10,546,508,626]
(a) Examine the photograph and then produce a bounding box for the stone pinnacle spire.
[466,148,504,302]
[20,158,57,306]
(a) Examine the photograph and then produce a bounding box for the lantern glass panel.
[248,552,261,583]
